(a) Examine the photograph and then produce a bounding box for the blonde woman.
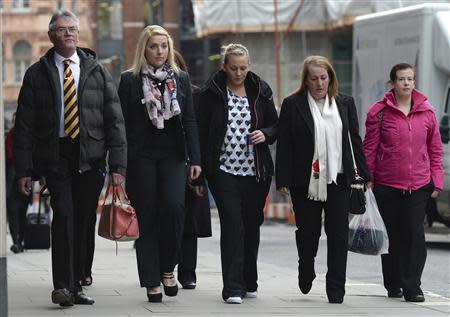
[276,56,370,304]
[197,44,278,304]
[118,25,201,302]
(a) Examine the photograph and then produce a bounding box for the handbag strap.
[347,132,360,177]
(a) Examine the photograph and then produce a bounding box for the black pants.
[374,183,432,297]
[290,175,350,300]
[46,138,104,292]
[208,169,271,300]
[127,156,186,287]
[83,205,99,279]
[6,161,28,245]
[178,235,197,284]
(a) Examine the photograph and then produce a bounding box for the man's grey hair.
[48,10,80,32]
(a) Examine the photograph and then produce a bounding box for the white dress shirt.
[54,51,80,137]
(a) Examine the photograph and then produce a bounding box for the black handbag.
[348,227,384,255]
[348,132,366,215]
[23,185,51,250]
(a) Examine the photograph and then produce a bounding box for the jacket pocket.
[86,129,106,161]
[380,121,399,149]
[87,129,105,140]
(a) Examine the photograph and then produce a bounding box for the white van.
[352,3,450,227]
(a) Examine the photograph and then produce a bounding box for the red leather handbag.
[98,184,139,241]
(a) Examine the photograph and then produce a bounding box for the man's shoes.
[225,296,243,304]
[161,272,178,296]
[51,288,74,307]
[388,289,403,298]
[10,243,23,254]
[74,291,95,305]
[405,294,425,302]
[181,281,196,290]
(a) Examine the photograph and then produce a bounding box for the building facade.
[1,0,95,127]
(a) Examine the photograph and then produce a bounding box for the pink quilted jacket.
[363,89,444,191]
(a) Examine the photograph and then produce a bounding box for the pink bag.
[98,184,139,241]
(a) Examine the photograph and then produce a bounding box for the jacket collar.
[383,88,431,113]
[293,92,348,138]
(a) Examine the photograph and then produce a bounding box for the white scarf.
[141,63,181,129]
[307,92,342,201]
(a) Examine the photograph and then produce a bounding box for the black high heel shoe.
[147,286,163,302]
[161,272,178,296]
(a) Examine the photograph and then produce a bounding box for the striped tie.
[63,59,80,139]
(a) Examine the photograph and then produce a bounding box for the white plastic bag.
[348,188,389,255]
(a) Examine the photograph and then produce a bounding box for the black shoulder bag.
[347,132,366,214]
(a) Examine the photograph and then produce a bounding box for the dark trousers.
[83,206,99,279]
[46,138,104,292]
[178,235,197,284]
[126,156,186,287]
[208,169,271,300]
[290,175,350,300]
[6,161,28,245]
[374,183,432,297]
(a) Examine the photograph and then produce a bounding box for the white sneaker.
[246,291,257,298]
[226,296,243,304]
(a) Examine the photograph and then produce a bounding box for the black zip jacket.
[197,70,278,182]
[14,47,127,178]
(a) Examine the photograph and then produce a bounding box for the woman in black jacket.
[276,55,370,304]
[197,43,278,304]
[172,50,213,290]
[118,25,201,302]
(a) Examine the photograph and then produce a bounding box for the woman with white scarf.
[276,56,370,304]
[118,25,201,303]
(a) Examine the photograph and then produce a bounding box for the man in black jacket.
[14,10,126,307]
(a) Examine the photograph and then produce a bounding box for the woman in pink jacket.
[363,63,444,303]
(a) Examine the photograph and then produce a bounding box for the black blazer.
[275,91,371,190]
[118,70,200,165]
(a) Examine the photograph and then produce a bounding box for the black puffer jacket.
[197,70,278,182]
[14,47,127,177]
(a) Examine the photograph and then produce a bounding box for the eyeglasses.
[53,26,78,34]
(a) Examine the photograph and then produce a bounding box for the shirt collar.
[54,51,80,66]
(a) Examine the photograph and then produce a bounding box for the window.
[1,44,4,83]
[13,41,32,83]
[55,0,63,9]
[97,0,123,40]
[12,0,31,10]
[144,0,163,26]
[332,33,353,95]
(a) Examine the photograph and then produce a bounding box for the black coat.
[14,47,127,178]
[183,89,212,238]
[276,91,371,190]
[117,70,200,165]
[196,70,278,182]
[184,184,212,238]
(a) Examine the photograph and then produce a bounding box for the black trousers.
[178,235,197,284]
[126,156,186,287]
[6,161,28,245]
[83,205,99,279]
[46,138,104,292]
[374,183,432,297]
[208,169,271,300]
[290,175,350,300]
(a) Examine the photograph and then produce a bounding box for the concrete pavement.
[6,212,450,317]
